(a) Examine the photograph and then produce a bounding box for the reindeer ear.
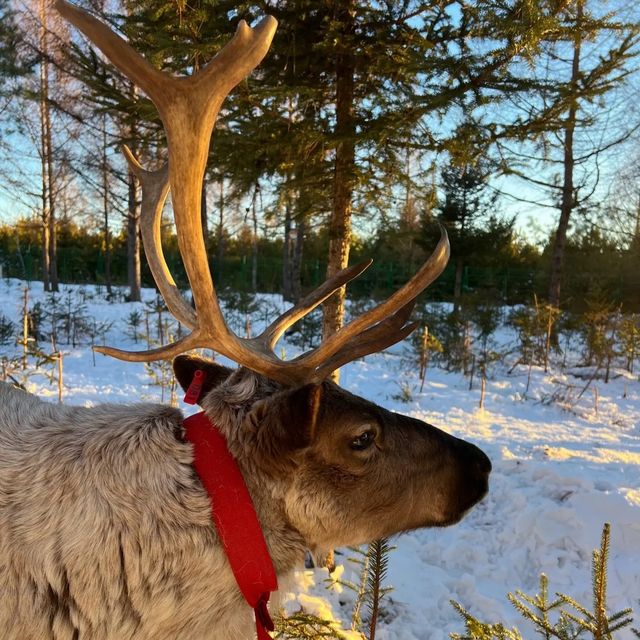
[172,355,233,400]
[250,384,323,456]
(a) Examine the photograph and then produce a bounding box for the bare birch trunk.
[39,0,51,291]
[216,178,225,285]
[292,216,306,303]
[101,114,112,294]
[127,168,141,301]
[46,108,58,292]
[282,188,293,302]
[39,0,58,291]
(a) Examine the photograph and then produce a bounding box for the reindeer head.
[172,357,490,552]
[57,1,490,551]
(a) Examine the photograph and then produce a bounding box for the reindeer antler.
[58,1,450,386]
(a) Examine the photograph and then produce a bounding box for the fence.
[1,246,638,308]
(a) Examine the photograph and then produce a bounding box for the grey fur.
[0,364,490,639]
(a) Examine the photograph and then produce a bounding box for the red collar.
[183,409,278,639]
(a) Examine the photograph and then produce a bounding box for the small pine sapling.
[417,326,443,392]
[145,357,177,405]
[507,574,566,640]
[450,600,523,640]
[324,546,369,632]
[0,354,23,385]
[127,309,143,343]
[468,311,503,400]
[538,299,560,374]
[450,523,636,640]
[508,298,561,373]
[144,311,151,349]
[18,287,31,371]
[45,293,60,352]
[273,612,351,639]
[326,539,396,639]
[617,314,640,374]
[581,296,619,381]
[16,289,48,375]
[509,305,538,370]
[432,307,474,374]
[56,351,63,403]
[88,319,115,366]
[58,290,90,348]
[391,379,414,403]
[285,309,323,351]
[144,329,178,406]
[0,314,15,344]
[219,289,261,336]
[365,538,394,640]
[145,295,168,343]
[32,349,65,401]
[557,523,633,640]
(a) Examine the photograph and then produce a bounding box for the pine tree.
[0,0,26,88]
[436,159,499,300]
[492,1,640,308]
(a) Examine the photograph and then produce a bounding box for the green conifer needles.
[276,538,396,639]
[451,524,637,640]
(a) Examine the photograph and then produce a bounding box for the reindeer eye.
[350,430,375,451]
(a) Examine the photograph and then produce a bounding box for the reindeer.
[0,3,491,639]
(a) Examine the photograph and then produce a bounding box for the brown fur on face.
[174,356,491,552]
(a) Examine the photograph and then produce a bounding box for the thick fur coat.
[0,359,490,640]
[0,380,302,640]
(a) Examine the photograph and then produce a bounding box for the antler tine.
[315,320,420,384]
[195,17,280,98]
[261,260,373,350]
[122,146,197,331]
[295,227,450,374]
[94,332,202,362]
[305,300,417,383]
[55,0,168,104]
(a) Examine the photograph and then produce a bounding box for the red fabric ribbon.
[183,374,278,639]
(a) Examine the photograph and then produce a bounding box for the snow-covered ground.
[1,278,639,639]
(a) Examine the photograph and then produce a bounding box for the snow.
[1,277,639,638]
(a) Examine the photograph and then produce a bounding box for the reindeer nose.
[457,439,492,477]
[473,446,492,475]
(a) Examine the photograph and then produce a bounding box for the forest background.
[0,0,639,317]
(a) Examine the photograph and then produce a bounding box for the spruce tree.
[0,0,26,89]
[490,0,640,308]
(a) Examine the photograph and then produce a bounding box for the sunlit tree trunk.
[127,166,141,302]
[282,184,293,302]
[39,0,58,291]
[322,0,356,384]
[216,178,225,285]
[548,0,583,308]
[292,215,306,303]
[101,114,112,295]
[251,183,259,292]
